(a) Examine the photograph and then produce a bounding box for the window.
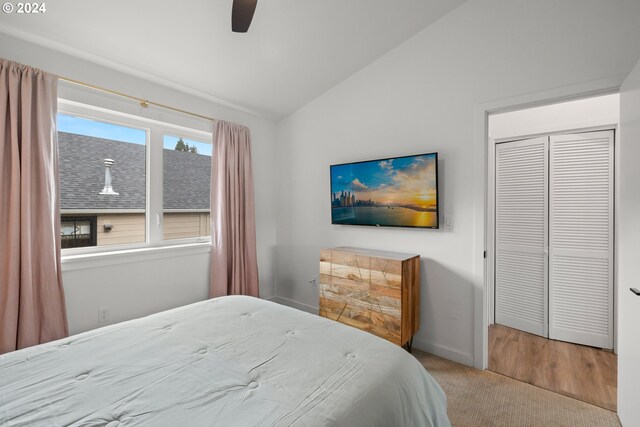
[163,135,211,240]
[60,216,97,249]
[58,113,147,249]
[57,98,212,254]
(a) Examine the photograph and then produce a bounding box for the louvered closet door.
[495,137,548,337]
[549,131,614,349]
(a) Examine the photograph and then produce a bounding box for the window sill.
[61,242,211,272]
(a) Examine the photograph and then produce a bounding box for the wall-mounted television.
[330,152,439,229]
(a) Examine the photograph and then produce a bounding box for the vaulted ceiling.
[0,0,467,119]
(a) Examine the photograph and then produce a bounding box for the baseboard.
[271,296,474,367]
[271,296,319,315]
[412,336,475,367]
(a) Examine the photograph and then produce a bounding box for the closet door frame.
[487,125,617,352]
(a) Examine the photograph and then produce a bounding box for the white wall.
[61,246,211,335]
[617,58,640,426]
[0,33,278,334]
[275,0,640,366]
[489,94,620,141]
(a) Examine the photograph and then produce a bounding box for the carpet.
[413,350,621,427]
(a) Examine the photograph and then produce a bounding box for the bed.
[0,296,450,426]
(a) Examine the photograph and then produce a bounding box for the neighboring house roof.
[59,132,211,210]
[163,145,211,210]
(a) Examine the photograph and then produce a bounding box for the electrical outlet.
[98,306,110,323]
[308,276,318,288]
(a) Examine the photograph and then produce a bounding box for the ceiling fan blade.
[232,0,258,33]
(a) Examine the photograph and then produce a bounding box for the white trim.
[61,236,211,257]
[269,296,474,365]
[148,127,162,244]
[163,236,211,245]
[493,123,619,144]
[271,296,319,315]
[58,84,212,134]
[59,99,213,141]
[491,112,620,142]
[61,209,146,215]
[473,75,624,370]
[61,242,211,271]
[411,336,475,367]
[62,209,210,215]
[62,241,149,257]
[487,138,495,326]
[613,127,619,353]
[163,209,211,214]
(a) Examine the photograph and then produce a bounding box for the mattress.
[0,296,450,426]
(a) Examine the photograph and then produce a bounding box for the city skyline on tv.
[330,153,438,228]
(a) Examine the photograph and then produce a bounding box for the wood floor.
[488,324,617,411]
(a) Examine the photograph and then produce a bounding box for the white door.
[495,137,548,337]
[617,60,640,425]
[548,131,614,349]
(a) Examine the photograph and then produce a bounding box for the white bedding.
[0,296,449,426]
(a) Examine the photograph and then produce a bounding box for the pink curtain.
[0,59,68,354]
[210,120,259,297]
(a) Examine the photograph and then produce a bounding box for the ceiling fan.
[232,0,258,33]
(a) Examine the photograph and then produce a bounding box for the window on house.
[162,135,212,241]
[60,216,97,249]
[57,113,147,249]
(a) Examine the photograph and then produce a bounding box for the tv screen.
[330,152,439,229]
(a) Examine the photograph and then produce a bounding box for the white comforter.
[0,296,449,426]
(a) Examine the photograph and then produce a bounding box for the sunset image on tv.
[330,153,438,228]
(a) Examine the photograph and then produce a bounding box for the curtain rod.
[59,76,215,123]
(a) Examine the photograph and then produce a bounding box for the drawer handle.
[631,288,640,296]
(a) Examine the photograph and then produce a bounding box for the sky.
[57,114,212,156]
[331,153,437,207]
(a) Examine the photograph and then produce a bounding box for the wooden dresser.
[319,247,420,348]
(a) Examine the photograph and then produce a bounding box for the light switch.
[444,215,452,228]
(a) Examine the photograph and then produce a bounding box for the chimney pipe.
[99,158,119,195]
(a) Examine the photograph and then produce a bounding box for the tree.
[174,138,187,151]
[174,138,199,154]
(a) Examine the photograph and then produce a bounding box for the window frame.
[58,98,213,257]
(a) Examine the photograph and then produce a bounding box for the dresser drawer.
[319,247,419,347]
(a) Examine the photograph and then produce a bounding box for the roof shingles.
[59,132,210,210]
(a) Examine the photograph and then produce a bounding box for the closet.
[495,130,614,349]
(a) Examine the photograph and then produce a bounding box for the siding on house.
[163,213,211,240]
[96,213,146,246]
[69,213,212,246]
